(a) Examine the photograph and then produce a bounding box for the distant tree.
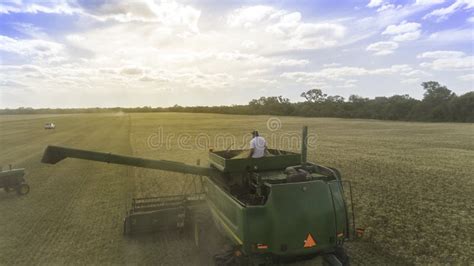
[451,92,474,122]
[249,96,290,106]
[384,94,418,120]
[422,81,455,104]
[300,89,327,103]
[348,95,369,103]
[325,95,345,103]
[249,96,293,115]
[2,80,472,123]
[420,81,456,121]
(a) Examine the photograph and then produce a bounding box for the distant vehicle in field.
[0,167,30,195]
[44,123,56,129]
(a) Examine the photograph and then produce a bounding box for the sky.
[0,0,473,108]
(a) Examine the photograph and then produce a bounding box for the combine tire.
[4,186,13,193]
[335,246,350,266]
[16,183,30,195]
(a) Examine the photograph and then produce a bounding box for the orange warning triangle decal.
[304,233,317,248]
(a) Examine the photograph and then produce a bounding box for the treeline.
[1,81,473,122]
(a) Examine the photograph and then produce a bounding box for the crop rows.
[0,113,472,264]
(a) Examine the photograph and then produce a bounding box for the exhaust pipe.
[301,126,308,164]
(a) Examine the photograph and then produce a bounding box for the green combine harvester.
[41,126,358,265]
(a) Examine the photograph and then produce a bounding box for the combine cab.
[41,126,358,265]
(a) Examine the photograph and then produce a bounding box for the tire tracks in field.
[0,117,112,226]
[0,124,98,260]
[0,115,132,264]
[32,115,132,264]
[3,119,117,264]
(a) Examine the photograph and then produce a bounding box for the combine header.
[123,193,206,235]
[41,126,359,265]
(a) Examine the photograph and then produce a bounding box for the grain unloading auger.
[41,126,360,265]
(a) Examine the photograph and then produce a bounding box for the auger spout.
[41,145,216,177]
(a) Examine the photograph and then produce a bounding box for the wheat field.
[0,113,472,265]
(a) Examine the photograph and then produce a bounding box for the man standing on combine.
[249,130,267,158]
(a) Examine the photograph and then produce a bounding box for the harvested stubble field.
[0,113,472,265]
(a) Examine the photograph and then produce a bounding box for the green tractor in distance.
[0,166,30,196]
[41,126,358,265]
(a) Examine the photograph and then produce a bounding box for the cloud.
[366,41,399,55]
[458,73,474,81]
[227,5,279,28]
[428,28,473,43]
[376,4,398,12]
[392,31,421,42]
[280,64,433,91]
[420,54,473,71]
[338,79,358,88]
[417,50,465,59]
[0,4,18,14]
[367,0,384,8]
[0,79,28,88]
[11,23,49,39]
[214,51,269,64]
[284,23,346,49]
[0,35,65,62]
[370,64,413,74]
[415,0,445,5]
[365,0,400,12]
[83,1,201,33]
[382,21,421,41]
[431,57,473,71]
[275,59,309,67]
[424,0,474,21]
[0,64,43,73]
[0,1,201,33]
[357,0,446,39]
[323,63,341,68]
[120,66,144,75]
[0,1,472,107]
[66,34,86,43]
[244,68,268,76]
[401,69,431,77]
[281,64,419,82]
[173,71,234,89]
[0,1,80,15]
[241,40,258,50]
[401,78,421,84]
[227,5,346,50]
